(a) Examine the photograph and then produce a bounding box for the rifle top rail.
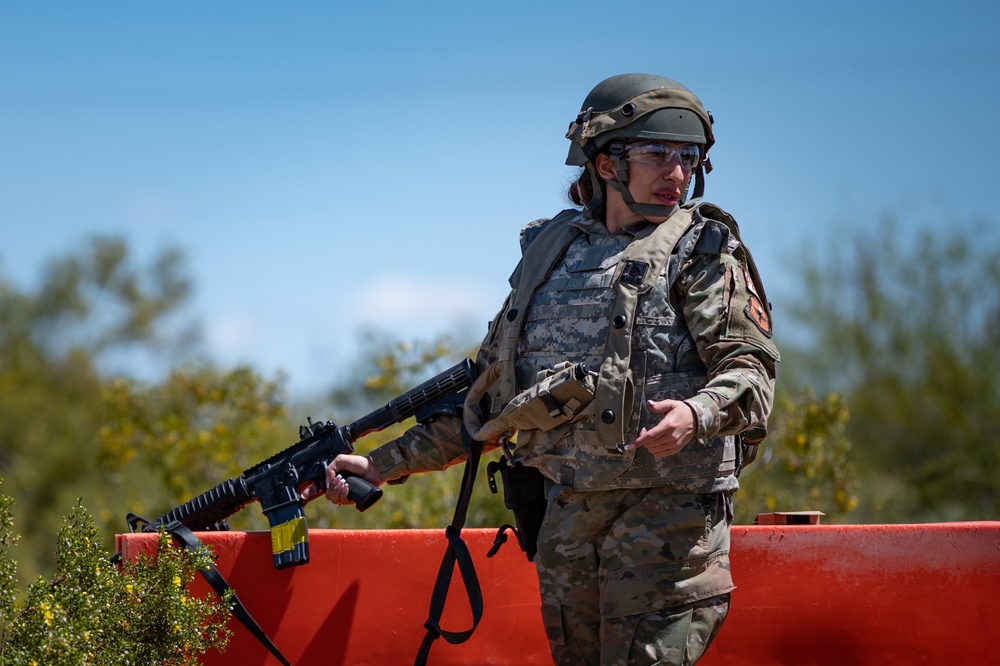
[345,358,475,441]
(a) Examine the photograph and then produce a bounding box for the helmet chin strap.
[607,179,679,219]
[582,142,708,221]
[606,141,676,219]
[581,164,607,220]
[606,141,706,219]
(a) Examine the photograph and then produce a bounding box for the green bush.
[0,482,231,665]
[734,391,858,524]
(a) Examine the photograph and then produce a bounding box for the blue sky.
[2,1,998,398]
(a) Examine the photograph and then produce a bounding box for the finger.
[325,474,349,504]
[623,427,648,451]
[647,398,684,415]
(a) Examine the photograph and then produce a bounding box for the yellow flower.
[172,575,182,588]
[40,601,54,626]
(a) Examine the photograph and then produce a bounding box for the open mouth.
[655,191,680,205]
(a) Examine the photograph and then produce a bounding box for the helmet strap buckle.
[607,140,630,185]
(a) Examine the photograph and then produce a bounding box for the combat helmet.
[566,73,715,218]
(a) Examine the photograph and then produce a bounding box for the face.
[597,140,698,229]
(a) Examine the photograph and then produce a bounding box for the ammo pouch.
[502,361,596,431]
[465,360,597,442]
[486,456,546,562]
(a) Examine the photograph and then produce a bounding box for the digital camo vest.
[477,203,745,493]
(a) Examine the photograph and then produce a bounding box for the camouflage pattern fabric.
[363,202,777,665]
[370,206,777,494]
[535,484,733,665]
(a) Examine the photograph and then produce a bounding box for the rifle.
[126,358,476,569]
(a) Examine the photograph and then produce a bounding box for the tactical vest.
[469,203,751,492]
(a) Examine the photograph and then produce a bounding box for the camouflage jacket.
[369,204,779,493]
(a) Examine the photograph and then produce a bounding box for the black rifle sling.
[413,426,485,666]
[165,522,292,666]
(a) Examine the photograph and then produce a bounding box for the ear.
[594,153,617,181]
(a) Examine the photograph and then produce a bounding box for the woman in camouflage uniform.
[322,73,778,666]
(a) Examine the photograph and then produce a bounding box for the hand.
[624,399,697,458]
[302,454,383,505]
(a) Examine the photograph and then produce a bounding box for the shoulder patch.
[744,293,773,337]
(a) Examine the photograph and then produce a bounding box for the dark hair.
[567,166,605,209]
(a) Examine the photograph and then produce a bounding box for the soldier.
[322,73,779,665]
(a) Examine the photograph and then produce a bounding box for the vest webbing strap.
[494,210,584,415]
[594,207,695,448]
[492,206,698,449]
[413,429,485,666]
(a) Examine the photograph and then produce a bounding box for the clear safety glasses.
[625,141,701,170]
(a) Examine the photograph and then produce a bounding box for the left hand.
[324,454,383,506]
[300,454,382,505]
[624,399,697,458]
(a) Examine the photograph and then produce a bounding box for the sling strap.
[164,521,292,666]
[413,427,485,665]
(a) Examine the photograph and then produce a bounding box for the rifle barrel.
[346,358,475,441]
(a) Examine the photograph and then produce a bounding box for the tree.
[782,212,1000,521]
[0,237,195,581]
[734,390,857,524]
[96,365,289,533]
[0,237,289,581]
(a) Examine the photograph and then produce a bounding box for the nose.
[661,159,686,185]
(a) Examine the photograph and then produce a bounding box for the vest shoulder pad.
[692,202,741,255]
[519,209,580,253]
[693,219,731,255]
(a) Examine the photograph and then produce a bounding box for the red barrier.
[116,523,1000,665]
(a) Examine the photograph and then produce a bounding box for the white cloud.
[122,192,180,227]
[204,311,265,358]
[195,275,507,397]
[346,273,503,334]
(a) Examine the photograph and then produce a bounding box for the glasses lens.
[677,144,701,169]
[627,142,701,169]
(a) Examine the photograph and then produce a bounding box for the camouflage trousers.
[534,485,734,666]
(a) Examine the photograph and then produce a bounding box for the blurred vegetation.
[733,390,856,524]
[0,482,231,665]
[1,212,997,606]
[98,366,289,533]
[0,236,212,583]
[780,213,1000,522]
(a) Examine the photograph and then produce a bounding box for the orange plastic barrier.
[116,522,1000,665]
